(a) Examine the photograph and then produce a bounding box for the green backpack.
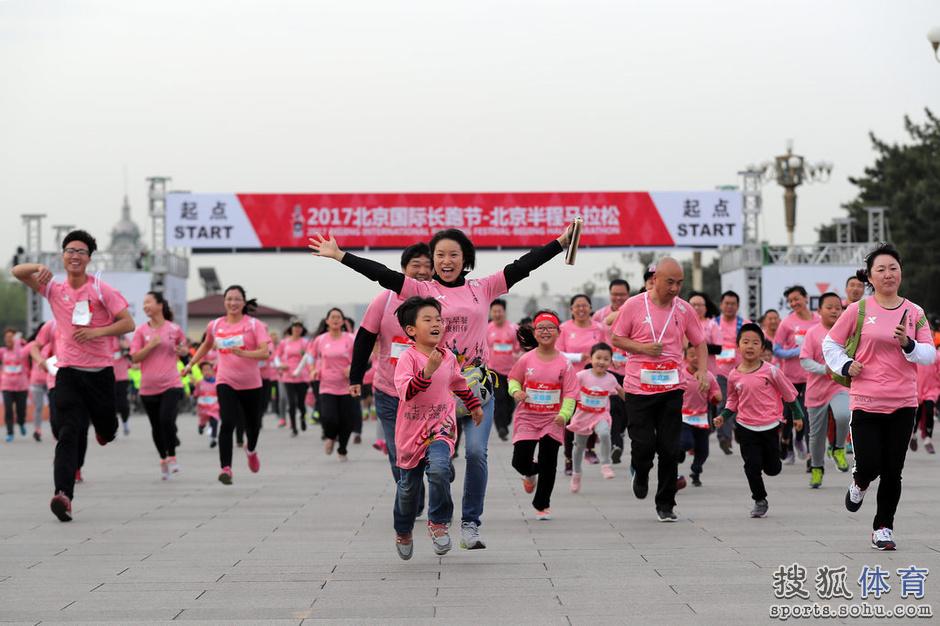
[830,298,866,388]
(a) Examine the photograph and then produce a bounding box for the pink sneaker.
[218,466,233,485]
[601,464,615,480]
[373,439,388,455]
[522,475,537,494]
[570,472,582,493]
[246,449,260,473]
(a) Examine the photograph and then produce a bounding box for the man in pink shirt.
[12,230,135,522]
[486,298,519,441]
[592,278,630,463]
[612,258,708,522]
[2,328,31,442]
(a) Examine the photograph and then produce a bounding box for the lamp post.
[771,142,832,247]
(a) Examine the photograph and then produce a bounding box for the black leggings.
[285,382,308,433]
[511,435,561,511]
[916,400,935,439]
[493,372,514,435]
[141,388,183,459]
[852,407,916,530]
[319,393,358,455]
[114,380,130,423]
[217,384,263,468]
[3,390,27,435]
[737,424,782,501]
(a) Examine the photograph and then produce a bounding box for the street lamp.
[771,142,832,247]
[929,27,940,62]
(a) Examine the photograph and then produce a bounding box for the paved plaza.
[1,412,939,625]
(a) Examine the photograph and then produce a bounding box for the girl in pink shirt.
[774,286,819,464]
[308,308,357,460]
[592,279,631,467]
[184,285,271,485]
[714,323,803,519]
[567,343,623,492]
[679,343,722,488]
[912,353,940,454]
[823,245,935,550]
[276,320,310,436]
[131,292,188,480]
[194,360,220,449]
[2,328,31,441]
[799,292,851,488]
[509,311,578,520]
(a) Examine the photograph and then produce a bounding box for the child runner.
[593,279,631,464]
[12,230,135,521]
[392,297,482,559]
[183,285,271,485]
[508,310,577,519]
[568,342,623,492]
[2,328,31,442]
[679,343,721,487]
[714,323,804,518]
[308,308,357,460]
[799,292,851,488]
[112,336,132,436]
[131,292,187,480]
[194,360,220,449]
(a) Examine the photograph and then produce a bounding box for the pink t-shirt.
[612,294,705,396]
[393,346,465,469]
[131,321,186,396]
[680,368,720,429]
[206,315,271,390]
[509,350,578,445]
[0,341,30,391]
[41,275,129,369]
[775,312,820,385]
[35,320,57,389]
[276,338,310,384]
[112,337,129,382]
[360,290,414,397]
[698,318,721,377]
[593,305,628,375]
[486,321,520,376]
[567,368,618,435]
[714,316,745,378]
[194,378,220,419]
[827,298,933,413]
[557,319,608,369]
[799,324,844,408]
[399,272,508,369]
[26,340,46,386]
[309,332,355,396]
[916,352,940,403]
[726,362,798,430]
[259,343,278,380]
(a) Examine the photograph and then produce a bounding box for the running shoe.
[718,438,733,455]
[428,522,452,555]
[630,466,649,500]
[522,475,537,494]
[809,467,823,489]
[600,464,615,480]
[535,508,552,521]
[656,507,677,522]
[50,491,72,522]
[19,424,27,436]
[324,439,335,455]
[611,445,623,464]
[395,533,413,560]
[496,427,509,442]
[910,437,918,452]
[584,450,599,465]
[209,438,217,449]
[372,439,388,455]
[123,422,130,436]
[845,481,867,512]
[676,475,687,491]
[198,424,205,435]
[337,453,348,462]
[871,527,896,551]
[4,434,13,443]
[278,418,286,428]
[926,439,936,454]
[690,472,702,487]
[832,448,850,472]
[218,466,233,485]
[300,419,307,431]
[246,450,260,473]
[33,431,41,442]
[74,469,83,483]
[459,521,486,550]
[750,499,768,518]
[95,432,113,446]
[160,459,170,481]
[353,434,362,444]
[167,457,180,474]
[564,457,573,476]
[570,472,581,493]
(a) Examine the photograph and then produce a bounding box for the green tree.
[0,279,27,332]
[818,108,940,314]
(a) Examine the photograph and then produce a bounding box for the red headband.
[533,312,560,328]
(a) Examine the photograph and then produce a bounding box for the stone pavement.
[1,412,939,625]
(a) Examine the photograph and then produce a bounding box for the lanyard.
[644,293,677,344]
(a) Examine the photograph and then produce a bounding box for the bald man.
[612,258,708,522]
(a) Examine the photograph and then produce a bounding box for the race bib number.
[493,342,513,353]
[3,364,23,374]
[612,351,628,364]
[639,361,680,392]
[578,387,608,413]
[197,395,218,406]
[46,356,59,376]
[525,382,561,412]
[717,347,736,363]
[682,411,709,428]
[72,300,91,326]
[795,331,807,346]
[216,334,245,352]
[389,336,412,364]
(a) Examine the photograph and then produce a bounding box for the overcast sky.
[1,0,937,313]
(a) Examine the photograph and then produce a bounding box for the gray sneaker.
[459,521,487,550]
[395,533,413,560]
[428,523,452,555]
[750,499,769,518]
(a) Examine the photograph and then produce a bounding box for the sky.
[1,0,937,314]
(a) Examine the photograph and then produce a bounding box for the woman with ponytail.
[131,292,189,480]
[183,285,272,485]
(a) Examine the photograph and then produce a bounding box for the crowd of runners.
[6,226,937,558]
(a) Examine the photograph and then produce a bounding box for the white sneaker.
[845,481,867,512]
[459,521,486,550]
[160,460,170,481]
[167,457,180,474]
[871,527,896,551]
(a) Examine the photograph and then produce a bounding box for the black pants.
[610,371,626,452]
[285,382,308,433]
[141,388,183,459]
[114,380,130,423]
[679,423,710,476]
[852,407,916,530]
[625,389,684,509]
[319,393,358,455]
[3,390,27,435]
[217,384,263,468]
[737,424,782,501]
[511,435,561,511]
[261,378,276,419]
[782,382,808,450]
[493,372,514,436]
[53,367,118,500]
[916,400,935,439]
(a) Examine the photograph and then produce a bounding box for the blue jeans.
[374,389,425,517]
[459,397,494,526]
[394,439,454,534]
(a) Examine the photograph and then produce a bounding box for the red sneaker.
[246,450,260,473]
[50,491,72,522]
[373,440,388,455]
[522,475,537,494]
[95,432,113,446]
[74,469,83,483]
